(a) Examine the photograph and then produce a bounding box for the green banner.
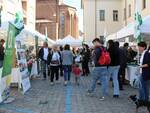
[2,23,19,77]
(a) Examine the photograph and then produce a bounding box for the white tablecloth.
[30,61,38,77]
[125,65,139,86]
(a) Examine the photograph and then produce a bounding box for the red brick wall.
[36,0,79,40]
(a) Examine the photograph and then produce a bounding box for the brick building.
[36,0,79,40]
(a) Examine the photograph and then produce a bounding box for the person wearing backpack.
[107,40,120,98]
[87,38,110,101]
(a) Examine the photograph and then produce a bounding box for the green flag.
[2,23,20,77]
[134,0,143,43]
[2,10,24,77]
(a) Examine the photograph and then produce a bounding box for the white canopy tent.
[107,15,150,42]
[56,35,82,47]
[106,33,117,41]
[16,26,55,46]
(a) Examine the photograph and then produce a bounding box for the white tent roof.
[116,15,150,39]
[140,15,150,34]
[16,26,55,46]
[106,15,150,41]
[116,23,134,39]
[56,35,82,46]
[106,33,117,41]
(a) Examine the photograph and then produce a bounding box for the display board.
[16,41,31,94]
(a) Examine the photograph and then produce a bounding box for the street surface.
[0,75,149,113]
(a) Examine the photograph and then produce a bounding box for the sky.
[63,0,83,32]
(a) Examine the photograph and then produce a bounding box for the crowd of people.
[0,37,150,103]
[38,39,150,102]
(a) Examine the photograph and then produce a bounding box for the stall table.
[125,65,139,87]
[30,61,38,77]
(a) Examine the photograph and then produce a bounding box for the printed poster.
[17,48,31,94]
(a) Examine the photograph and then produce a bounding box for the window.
[99,10,105,21]
[142,0,146,9]
[113,10,118,21]
[128,4,131,17]
[124,8,126,20]
[60,13,65,38]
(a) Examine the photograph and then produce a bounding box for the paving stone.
[0,75,149,113]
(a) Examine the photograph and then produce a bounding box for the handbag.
[51,60,59,65]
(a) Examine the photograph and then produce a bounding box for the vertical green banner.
[2,23,19,77]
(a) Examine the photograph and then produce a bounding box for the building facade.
[59,4,79,39]
[123,0,150,25]
[36,0,79,40]
[22,0,36,30]
[82,0,150,43]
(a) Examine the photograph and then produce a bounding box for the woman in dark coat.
[81,44,91,76]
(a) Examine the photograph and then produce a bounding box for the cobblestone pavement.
[0,75,149,113]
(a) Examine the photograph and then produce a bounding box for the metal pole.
[35,36,39,74]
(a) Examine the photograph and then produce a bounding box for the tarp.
[56,35,82,47]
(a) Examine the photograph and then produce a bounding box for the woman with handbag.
[48,45,60,85]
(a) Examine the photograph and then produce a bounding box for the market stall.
[9,26,55,87]
[106,15,150,87]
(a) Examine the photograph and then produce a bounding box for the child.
[72,64,81,85]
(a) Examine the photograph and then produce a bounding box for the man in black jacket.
[108,40,120,98]
[81,44,90,76]
[38,42,51,79]
[138,42,150,101]
[118,43,129,89]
